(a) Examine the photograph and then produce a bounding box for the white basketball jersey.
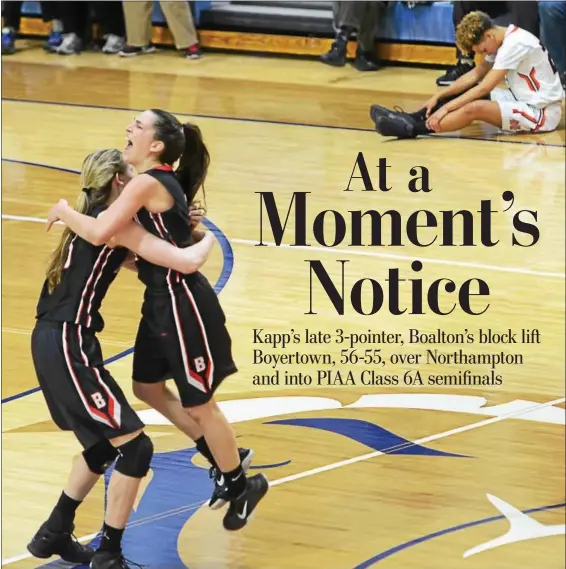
[485,25,565,108]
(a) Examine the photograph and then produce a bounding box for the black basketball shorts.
[132,275,237,407]
[31,320,144,450]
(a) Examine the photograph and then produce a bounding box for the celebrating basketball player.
[370,11,565,138]
[46,110,270,534]
[28,148,221,568]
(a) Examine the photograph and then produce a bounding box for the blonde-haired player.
[370,11,565,138]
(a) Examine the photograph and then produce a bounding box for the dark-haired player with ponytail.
[48,109,269,532]
[29,148,218,569]
[370,11,564,138]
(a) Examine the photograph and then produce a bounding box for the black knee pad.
[114,432,154,478]
[83,439,119,474]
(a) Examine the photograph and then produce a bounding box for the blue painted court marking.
[269,417,471,458]
[1,158,234,405]
[352,502,566,567]
[3,97,565,148]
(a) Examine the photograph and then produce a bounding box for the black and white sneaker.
[55,33,82,55]
[118,44,157,57]
[375,115,417,139]
[209,448,254,510]
[436,61,475,86]
[102,34,126,54]
[185,43,203,59]
[27,522,94,563]
[223,473,270,531]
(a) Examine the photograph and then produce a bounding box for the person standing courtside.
[119,1,202,59]
[320,1,382,71]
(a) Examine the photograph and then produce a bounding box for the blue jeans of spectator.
[539,1,566,74]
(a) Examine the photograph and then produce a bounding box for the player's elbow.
[89,227,114,247]
[89,233,107,247]
[180,258,201,274]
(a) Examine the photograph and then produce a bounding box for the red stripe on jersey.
[181,280,214,390]
[76,325,122,428]
[86,248,114,328]
[62,323,114,428]
[512,109,538,124]
[75,246,112,325]
[64,236,78,269]
[518,72,536,92]
[529,67,541,90]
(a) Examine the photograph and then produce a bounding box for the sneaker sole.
[209,449,255,510]
[320,59,346,67]
[27,542,93,564]
[119,49,157,57]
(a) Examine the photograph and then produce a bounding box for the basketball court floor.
[1,41,565,568]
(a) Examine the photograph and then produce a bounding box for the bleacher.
[12,1,479,65]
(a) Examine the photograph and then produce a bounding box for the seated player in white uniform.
[369,11,565,138]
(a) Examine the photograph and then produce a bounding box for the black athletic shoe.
[370,104,416,124]
[354,49,380,71]
[27,522,94,563]
[375,115,417,139]
[90,551,143,569]
[436,61,475,86]
[320,37,347,67]
[223,473,269,531]
[370,104,400,124]
[118,44,157,57]
[209,448,254,510]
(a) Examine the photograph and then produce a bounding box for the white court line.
[231,238,566,279]
[2,213,564,279]
[3,396,564,566]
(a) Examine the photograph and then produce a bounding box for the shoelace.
[121,556,146,569]
[69,531,83,546]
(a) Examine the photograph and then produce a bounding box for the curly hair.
[455,11,494,54]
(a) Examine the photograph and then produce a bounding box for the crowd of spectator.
[1,1,565,87]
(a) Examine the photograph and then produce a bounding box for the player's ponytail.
[150,109,209,205]
[176,123,210,205]
[46,149,127,293]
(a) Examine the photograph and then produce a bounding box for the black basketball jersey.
[134,166,194,289]
[36,205,129,332]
